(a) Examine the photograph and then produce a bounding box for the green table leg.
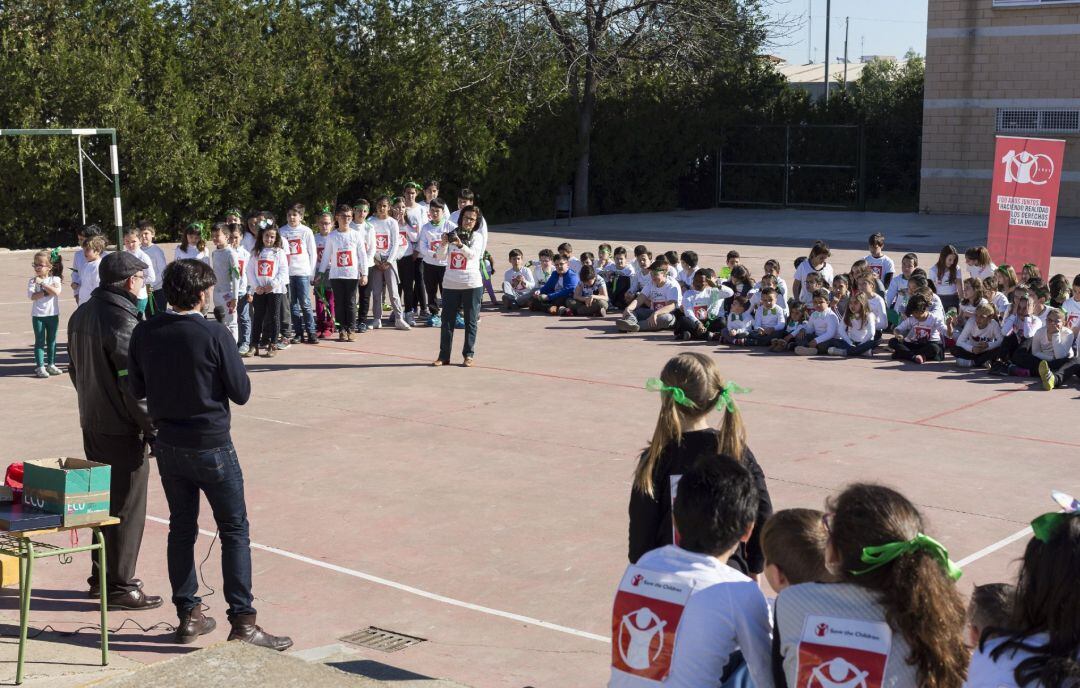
[95,528,108,666]
[16,540,34,685]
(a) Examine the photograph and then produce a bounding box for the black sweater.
[627,429,773,574]
[128,312,251,449]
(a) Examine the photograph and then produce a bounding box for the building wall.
[920,0,1080,216]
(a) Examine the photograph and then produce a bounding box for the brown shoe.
[88,578,142,599]
[176,606,217,644]
[462,357,474,367]
[107,589,164,611]
[227,614,293,652]
[431,359,445,367]
[347,331,355,342]
[338,331,347,342]
[265,345,276,358]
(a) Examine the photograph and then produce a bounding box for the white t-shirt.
[174,245,209,263]
[79,258,103,303]
[863,254,895,282]
[930,264,961,296]
[317,230,369,281]
[28,277,61,317]
[967,262,997,282]
[1062,296,1080,330]
[794,260,834,292]
[417,222,452,266]
[142,244,168,290]
[964,633,1062,688]
[125,246,155,300]
[866,294,888,333]
[278,224,318,277]
[503,267,536,297]
[639,280,682,312]
[607,546,772,688]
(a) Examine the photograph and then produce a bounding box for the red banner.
[987,136,1067,277]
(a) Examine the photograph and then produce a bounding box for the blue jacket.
[540,269,579,301]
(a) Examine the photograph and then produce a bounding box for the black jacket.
[627,429,772,574]
[67,286,154,437]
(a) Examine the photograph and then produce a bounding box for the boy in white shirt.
[138,221,168,316]
[608,247,636,310]
[228,225,253,354]
[617,260,681,333]
[209,223,241,340]
[952,304,1004,369]
[885,253,918,327]
[627,250,655,301]
[78,235,107,304]
[674,269,731,341]
[795,289,841,356]
[122,228,156,315]
[677,251,698,291]
[1061,274,1080,330]
[608,460,772,688]
[278,203,319,343]
[1015,307,1076,382]
[863,232,895,288]
[529,249,555,292]
[557,242,582,273]
[722,296,753,345]
[501,249,536,310]
[749,287,785,346]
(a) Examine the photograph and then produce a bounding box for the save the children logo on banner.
[611,567,693,682]
[796,616,892,688]
[987,136,1066,278]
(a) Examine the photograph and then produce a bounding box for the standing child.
[367,196,408,330]
[209,222,241,341]
[674,269,731,341]
[889,294,949,364]
[70,224,94,304]
[138,220,168,316]
[228,224,253,355]
[122,228,157,314]
[247,221,289,357]
[418,199,451,327]
[175,223,209,263]
[965,246,996,282]
[864,232,895,287]
[566,265,608,317]
[28,250,63,378]
[824,293,878,357]
[391,197,421,326]
[349,200,375,331]
[794,289,840,356]
[318,205,368,341]
[792,241,834,302]
[279,204,319,344]
[480,250,498,307]
[930,245,962,312]
[501,249,536,310]
[78,235,107,304]
[312,209,337,339]
[952,304,1003,369]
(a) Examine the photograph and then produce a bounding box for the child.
[825,293,878,357]
[718,250,740,280]
[761,258,789,300]
[1016,308,1075,382]
[246,221,289,358]
[209,222,241,340]
[389,198,421,326]
[1028,280,1052,324]
[613,460,772,687]
[608,247,635,310]
[798,271,825,309]
[28,249,63,378]
[885,252,918,326]
[674,269,731,341]
[662,251,681,284]
[769,302,809,352]
[677,250,698,291]
[1048,273,1070,309]
[748,286,785,346]
[993,290,1044,374]
[748,274,785,316]
[792,241,834,302]
[965,583,1015,649]
[930,244,962,312]
[558,242,582,273]
[566,265,608,317]
[1062,274,1080,330]
[312,209,336,339]
[367,196,408,330]
[864,232,895,288]
[480,250,498,307]
[579,251,595,270]
[856,274,888,338]
[626,249,654,302]
[773,484,967,688]
[628,352,771,575]
[400,186,428,319]
[318,205,369,341]
[138,220,168,316]
[631,245,650,277]
[350,200,376,332]
[952,304,1004,369]
[795,289,840,356]
[279,203,320,343]
[958,277,989,326]
[122,228,156,314]
[229,224,253,355]
[966,494,1080,687]
[596,244,615,275]
[417,199,450,327]
[830,273,851,317]
[530,254,579,314]
[175,222,209,263]
[529,248,555,292]
[986,275,1010,318]
[617,260,681,333]
[721,296,752,345]
[1021,262,1042,284]
[889,293,949,364]
[78,235,107,304]
[964,246,996,282]
[501,249,536,311]
[760,508,830,593]
[995,264,1020,304]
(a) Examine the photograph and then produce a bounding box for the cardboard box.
[22,458,110,527]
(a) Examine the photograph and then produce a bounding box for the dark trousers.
[149,289,168,318]
[82,430,148,596]
[331,278,358,332]
[673,313,721,340]
[251,292,282,347]
[1051,360,1080,386]
[951,345,1001,367]
[278,284,292,337]
[413,257,427,312]
[439,287,482,362]
[423,264,446,315]
[397,256,417,312]
[610,276,632,307]
[357,277,370,324]
[155,441,255,619]
[889,338,944,361]
[1011,350,1071,376]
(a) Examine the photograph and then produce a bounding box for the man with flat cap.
[68,250,163,611]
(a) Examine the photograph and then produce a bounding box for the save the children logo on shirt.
[257,260,275,277]
[796,615,892,688]
[869,264,883,278]
[449,252,467,270]
[611,566,693,682]
[287,238,303,255]
[336,251,354,268]
[693,305,709,320]
[375,234,389,251]
[913,326,931,341]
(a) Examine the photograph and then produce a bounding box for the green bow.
[645,378,696,409]
[1031,513,1069,543]
[852,533,962,581]
[320,204,332,214]
[716,382,750,413]
[49,248,61,263]
[187,221,204,232]
[403,181,422,191]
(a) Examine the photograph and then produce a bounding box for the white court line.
[955,525,1033,568]
[144,516,610,644]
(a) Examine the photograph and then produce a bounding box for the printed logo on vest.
[796,616,892,688]
[336,251,354,268]
[257,260,275,277]
[399,230,409,248]
[287,238,302,255]
[869,264,883,278]
[611,567,692,682]
[449,253,467,270]
[913,326,931,341]
[376,234,389,251]
[693,305,708,320]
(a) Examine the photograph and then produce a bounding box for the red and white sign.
[287,238,303,255]
[375,234,389,251]
[987,136,1066,278]
[610,566,692,682]
[796,616,892,688]
[449,253,467,271]
[336,251,354,268]
[257,260,275,277]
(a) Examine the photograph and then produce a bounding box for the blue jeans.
[155,441,255,618]
[439,287,482,362]
[289,275,315,336]
[237,296,252,348]
[821,336,877,356]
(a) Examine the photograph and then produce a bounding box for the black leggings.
[331,278,358,332]
[951,345,1000,367]
[252,292,283,347]
[357,273,370,324]
[889,338,944,361]
[398,256,417,312]
[423,264,446,315]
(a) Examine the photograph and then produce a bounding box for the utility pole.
[824,0,831,102]
[807,0,812,63]
[843,17,850,88]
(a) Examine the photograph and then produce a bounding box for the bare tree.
[459,0,778,216]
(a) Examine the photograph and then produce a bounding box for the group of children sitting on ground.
[610,351,1079,688]
[503,234,1080,391]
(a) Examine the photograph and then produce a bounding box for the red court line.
[311,343,1080,450]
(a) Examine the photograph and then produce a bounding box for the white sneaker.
[794,346,817,356]
[34,366,49,379]
[371,318,382,330]
[956,358,973,368]
[394,317,411,331]
[826,347,847,357]
[45,364,62,376]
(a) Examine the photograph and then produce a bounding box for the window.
[994,0,1080,6]
[996,108,1080,134]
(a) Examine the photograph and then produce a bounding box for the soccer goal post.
[0,128,123,246]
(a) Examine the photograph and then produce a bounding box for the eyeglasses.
[131,273,145,281]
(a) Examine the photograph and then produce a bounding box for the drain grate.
[339,626,426,653]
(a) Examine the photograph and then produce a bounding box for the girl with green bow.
[773,483,968,688]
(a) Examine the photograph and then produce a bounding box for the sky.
[762,0,929,65]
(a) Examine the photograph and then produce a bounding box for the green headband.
[1031,490,1079,543]
[225,208,242,218]
[644,379,749,412]
[403,181,422,191]
[852,533,962,581]
[187,222,204,232]
[49,248,61,263]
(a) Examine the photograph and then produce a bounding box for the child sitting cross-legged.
[824,292,878,357]
[748,287,785,346]
[794,288,840,356]
[501,248,536,311]
[566,265,609,317]
[721,295,753,345]
[952,303,1003,369]
[673,269,731,341]
[888,293,949,364]
[770,301,810,352]
[617,259,681,333]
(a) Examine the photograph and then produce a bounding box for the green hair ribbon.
[49,248,61,264]
[645,378,696,409]
[403,181,422,191]
[225,208,242,218]
[716,382,750,413]
[320,204,332,215]
[187,221,204,232]
[851,533,962,581]
[1031,490,1079,543]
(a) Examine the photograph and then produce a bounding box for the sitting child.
[529,248,554,288]
[770,302,810,352]
[677,250,698,291]
[501,248,537,310]
[721,296,753,345]
[616,259,681,333]
[607,247,636,310]
[529,254,579,314]
[992,290,1044,375]
[596,243,615,275]
[889,293,949,364]
[798,272,826,310]
[824,293,878,357]
[830,273,851,317]
[673,269,731,341]
[760,258,789,300]
[952,303,1004,369]
[1021,307,1076,383]
[965,583,1014,649]
[856,274,888,339]
[794,289,840,356]
[885,253,918,326]
[748,287,785,346]
[760,508,831,593]
[567,265,609,317]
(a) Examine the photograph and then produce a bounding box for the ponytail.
[636,398,682,497]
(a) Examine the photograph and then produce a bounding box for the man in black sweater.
[128,259,291,650]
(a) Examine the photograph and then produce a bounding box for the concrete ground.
[0,207,1076,686]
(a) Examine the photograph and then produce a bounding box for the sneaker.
[304,332,319,344]
[356,322,369,333]
[429,314,442,328]
[679,331,692,341]
[794,346,816,356]
[240,347,254,358]
[989,361,1010,376]
[616,318,640,333]
[238,344,250,356]
[34,366,49,379]
[277,338,291,350]
[913,354,925,364]
[1010,366,1030,378]
[455,313,465,328]
[395,317,411,331]
[371,318,382,330]
[826,347,847,357]
[956,358,973,368]
[1039,360,1055,391]
[405,312,417,327]
[45,364,62,376]
[556,307,570,317]
[289,336,301,345]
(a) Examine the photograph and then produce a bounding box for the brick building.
[920,0,1080,216]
